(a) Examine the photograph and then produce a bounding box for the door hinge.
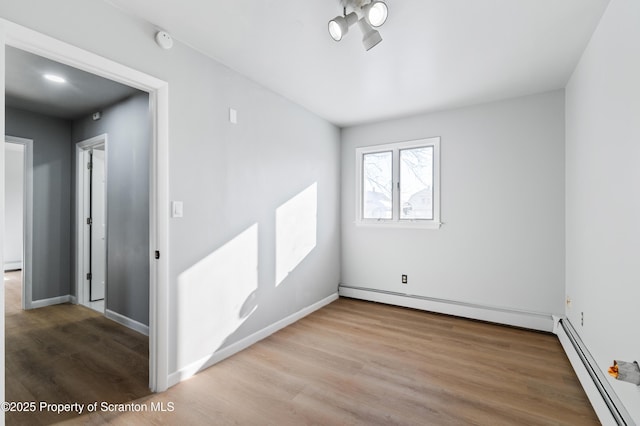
[86,272,92,280]
[87,161,93,170]
[87,217,92,225]
[155,250,160,260]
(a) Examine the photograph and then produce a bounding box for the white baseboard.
[30,294,71,309]
[339,285,555,332]
[4,261,22,271]
[70,295,77,304]
[105,309,149,336]
[168,292,339,387]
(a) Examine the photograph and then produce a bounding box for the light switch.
[172,201,183,218]
[229,108,238,124]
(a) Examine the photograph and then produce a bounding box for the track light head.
[358,18,382,51]
[363,1,388,27]
[328,12,358,42]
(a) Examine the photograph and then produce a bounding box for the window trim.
[355,137,441,229]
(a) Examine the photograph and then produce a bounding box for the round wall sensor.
[155,31,174,50]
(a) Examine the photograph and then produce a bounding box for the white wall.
[0,0,341,379]
[565,0,640,421]
[341,91,566,324]
[3,143,23,269]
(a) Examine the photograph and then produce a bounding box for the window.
[356,137,441,228]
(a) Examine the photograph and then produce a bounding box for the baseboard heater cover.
[558,318,633,426]
[339,285,554,332]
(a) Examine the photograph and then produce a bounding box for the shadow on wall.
[176,182,318,375]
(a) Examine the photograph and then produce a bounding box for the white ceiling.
[106,0,609,127]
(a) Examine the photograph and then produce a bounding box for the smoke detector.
[155,31,174,50]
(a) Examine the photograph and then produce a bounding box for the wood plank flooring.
[4,271,150,425]
[5,270,598,425]
[55,295,598,425]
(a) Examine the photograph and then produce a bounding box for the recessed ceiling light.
[44,74,66,84]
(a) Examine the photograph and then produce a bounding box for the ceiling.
[5,46,140,120]
[3,1,610,127]
[105,0,610,127]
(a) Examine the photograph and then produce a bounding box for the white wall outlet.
[229,108,238,124]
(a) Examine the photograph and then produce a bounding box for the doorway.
[3,136,33,311]
[1,20,170,396]
[76,135,107,313]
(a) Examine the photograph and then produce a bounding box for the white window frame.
[355,137,441,229]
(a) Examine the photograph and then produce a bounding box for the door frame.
[75,135,108,310]
[4,136,33,310]
[0,19,170,397]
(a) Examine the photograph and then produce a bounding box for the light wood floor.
[4,271,150,425]
[6,271,598,425]
[57,294,598,425]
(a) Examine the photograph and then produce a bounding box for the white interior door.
[90,149,106,301]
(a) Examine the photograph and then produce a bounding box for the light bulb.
[328,20,343,41]
[328,12,358,42]
[364,1,388,27]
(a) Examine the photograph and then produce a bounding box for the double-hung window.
[355,137,441,229]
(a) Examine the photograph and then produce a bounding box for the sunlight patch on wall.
[275,183,317,286]
[177,223,259,368]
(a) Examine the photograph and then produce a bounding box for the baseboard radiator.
[558,318,634,426]
[339,285,554,331]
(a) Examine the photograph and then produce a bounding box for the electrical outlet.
[401,275,408,284]
[581,312,584,326]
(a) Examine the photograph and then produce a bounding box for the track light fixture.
[358,18,382,51]
[328,11,358,41]
[328,0,388,51]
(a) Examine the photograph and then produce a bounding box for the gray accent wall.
[5,107,72,300]
[341,91,566,317]
[72,92,151,326]
[566,0,640,420]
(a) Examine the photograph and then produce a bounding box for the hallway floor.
[4,271,150,425]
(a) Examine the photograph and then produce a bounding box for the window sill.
[355,220,442,230]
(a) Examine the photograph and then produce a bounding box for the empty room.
[1,0,639,425]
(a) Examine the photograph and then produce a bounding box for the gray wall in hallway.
[72,92,151,326]
[5,107,72,301]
